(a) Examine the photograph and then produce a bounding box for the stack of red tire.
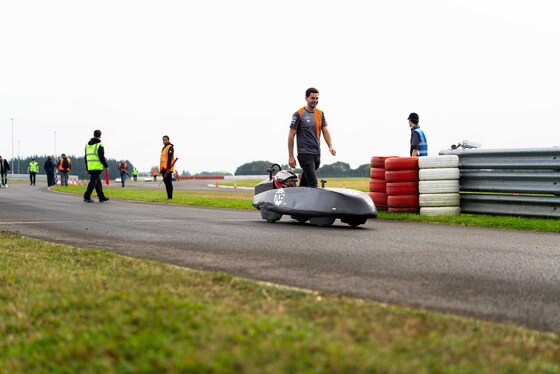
[385,157,420,213]
[368,156,394,211]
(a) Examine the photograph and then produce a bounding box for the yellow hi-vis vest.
[29,161,38,173]
[85,143,104,171]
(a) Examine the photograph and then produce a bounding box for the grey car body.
[252,181,377,227]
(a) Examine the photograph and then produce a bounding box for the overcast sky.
[1,0,559,174]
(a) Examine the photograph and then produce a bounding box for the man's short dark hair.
[305,87,319,97]
[93,129,102,137]
[162,135,169,140]
[408,113,419,125]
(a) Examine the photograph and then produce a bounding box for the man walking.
[28,159,39,185]
[0,155,10,188]
[408,112,428,157]
[84,129,109,203]
[288,87,336,187]
[117,160,128,187]
[132,167,138,181]
[57,153,72,186]
[44,156,56,187]
[160,135,175,199]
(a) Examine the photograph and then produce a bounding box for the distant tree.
[317,162,370,178]
[195,171,232,176]
[235,161,274,175]
[354,163,371,178]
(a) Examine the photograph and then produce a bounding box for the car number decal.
[274,189,285,206]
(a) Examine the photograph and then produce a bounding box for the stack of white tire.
[418,155,461,216]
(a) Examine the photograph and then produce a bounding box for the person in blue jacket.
[408,112,428,157]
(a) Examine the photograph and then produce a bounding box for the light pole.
[17,140,20,174]
[11,118,14,174]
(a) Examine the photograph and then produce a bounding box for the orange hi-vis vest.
[59,157,71,171]
[160,144,174,172]
[297,107,323,139]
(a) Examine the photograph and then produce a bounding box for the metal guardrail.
[440,147,560,218]
[442,147,560,170]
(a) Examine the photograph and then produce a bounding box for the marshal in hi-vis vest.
[160,144,174,173]
[85,143,104,171]
[29,161,38,173]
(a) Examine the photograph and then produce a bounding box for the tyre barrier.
[385,169,419,183]
[387,194,419,208]
[419,206,461,216]
[386,181,418,195]
[370,156,397,169]
[418,155,461,216]
[369,179,387,193]
[419,167,460,181]
[385,157,420,213]
[418,155,459,169]
[419,193,460,207]
[385,157,419,171]
[369,155,397,211]
[418,180,459,194]
[370,168,386,180]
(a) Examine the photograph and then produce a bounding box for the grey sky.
[1,0,559,174]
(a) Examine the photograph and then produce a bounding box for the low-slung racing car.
[252,164,377,227]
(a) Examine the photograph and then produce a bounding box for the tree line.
[9,157,369,179]
[234,161,370,178]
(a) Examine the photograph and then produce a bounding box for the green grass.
[1,231,559,373]
[376,211,560,233]
[220,177,370,191]
[54,185,253,210]
[52,185,560,233]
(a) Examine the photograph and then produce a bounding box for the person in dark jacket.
[83,129,109,203]
[0,155,10,188]
[44,156,56,187]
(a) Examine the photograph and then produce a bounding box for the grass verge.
[54,185,253,210]
[1,232,558,373]
[220,177,370,191]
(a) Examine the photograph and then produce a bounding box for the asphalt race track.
[1,184,560,333]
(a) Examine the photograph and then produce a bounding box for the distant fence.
[439,147,560,218]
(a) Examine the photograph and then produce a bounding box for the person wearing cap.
[408,112,428,157]
[288,87,336,187]
[57,153,72,186]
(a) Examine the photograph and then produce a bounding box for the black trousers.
[163,172,173,199]
[297,153,321,188]
[29,172,37,185]
[46,171,55,186]
[84,171,106,200]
